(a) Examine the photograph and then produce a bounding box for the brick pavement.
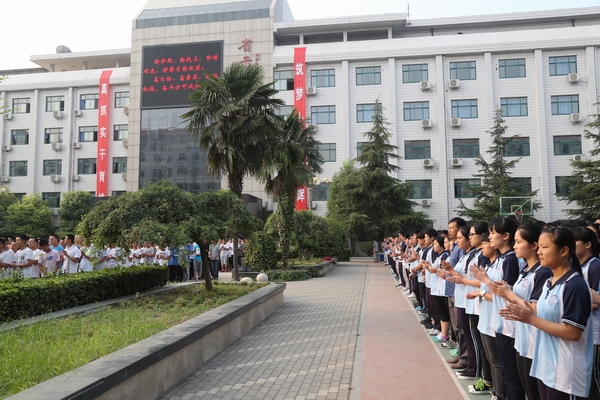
[160,264,367,400]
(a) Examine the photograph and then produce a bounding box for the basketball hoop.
[514,211,524,223]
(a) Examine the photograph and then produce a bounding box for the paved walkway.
[159,263,469,400]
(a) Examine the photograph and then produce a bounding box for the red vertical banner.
[97,70,112,197]
[293,47,308,211]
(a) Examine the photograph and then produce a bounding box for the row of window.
[35,191,125,208]
[308,95,579,125]
[8,158,127,177]
[10,92,129,114]
[408,177,572,199]
[275,56,578,90]
[9,125,128,145]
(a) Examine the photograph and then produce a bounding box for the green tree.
[183,62,283,281]
[327,101,428,254]
[6,194,53,238]
[257,111,323,268]
[58,191,95,233]
[78,182,260,290]
[456,108,541,222]
[557,106,600,220]
[0,187,17,237]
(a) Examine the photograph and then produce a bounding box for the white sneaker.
[428,329,440,336]
[407,293,416,298]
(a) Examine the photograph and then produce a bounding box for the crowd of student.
[0,234,244,282]
[382,217,600,400]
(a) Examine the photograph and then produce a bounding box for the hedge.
[0,264,168,323]
[263,269,311,282]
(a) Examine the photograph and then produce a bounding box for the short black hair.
[449,217,467,228]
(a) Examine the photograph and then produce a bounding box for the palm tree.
[257,110,323,268]
[183,62,283,280]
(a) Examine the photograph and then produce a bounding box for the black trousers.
[496,333,525,400]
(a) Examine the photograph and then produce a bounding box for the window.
[9,161,27,177]
[551,95,579,115]
[450,61,476,80]
[510,178,532,195]
[42,192,61,208]
[79,126,98,142]
[404,140,431,160]
[44,128,63,144]
[504,137,530,157]
[453,139,480,158]
[406,180,432,199]
[78,158,97,174]
[274,70,294,91]
[115,92,129,108]
[310,69,335,87]
[357,104,377,123]
[11,129,29,145]
[454,179,481,198]
[499,59,526,78]
[46,96,64,112]
[549,56,576,76]
[402,64,428,83]
[319,143,336,162]
[275,105,294,117]
[451,99,478,119]
[13,193,25,201]
[114,124,129,141]
[80,94,99,110]
[112,191,126,197]
[43,160,62,175]
[555,176,572,196]
[356,66,381,85]
[403,102,430,121]
[178,153,187,161]
[310,185,330,201]
[113,157,127,173]
[311,106,336,124]
[356,142,372,157]
[553,135,582,155]
[12,98,30,114]
[501,97,528,117]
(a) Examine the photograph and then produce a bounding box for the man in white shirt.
[141,241,156,264]
[105,244,119,268]
[12,234,35,278]
[63,234,81,274]
[131,242,142,266]
[38,238,60,276]
[28,237,43,278]
[0,238,16,278]
[49,234,64,270]
[154,245,170,266]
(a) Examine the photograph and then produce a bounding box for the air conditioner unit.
[52,142,62,151]
[451,158,464,167]
[568,73,579,84]
[572,154,584,162]
[122,139,129,148]
[422,158,435,167]
[306,86,317,96]
[3,113,12,120]
[450,118,462,127]
[71,175,80,181]
[420,81,432,90]
[0,176,9,183]
[421,119,433,128]
[570,113,581,123]
[72,142,81,149]
[123,106,129,116]
[2,145,11,152]
[122,173,127,181]
[308,201,317,209]
[52,208,59,216]
[50,174,61,183]
[449,79,460,89]
[53,110,63,119]
[421,199,432,207]
[73,109,83,117]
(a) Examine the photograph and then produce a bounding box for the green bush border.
[0,265,168,323]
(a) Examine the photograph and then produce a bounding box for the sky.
[3,0,599,70]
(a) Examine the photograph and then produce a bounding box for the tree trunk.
[199,240,212,291]
[229,173,244,282]
[276,190,295,269]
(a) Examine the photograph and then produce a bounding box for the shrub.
[0,264,168,323]
[262,269,310,281]
[360,241,374,256]
[244,232,278,271]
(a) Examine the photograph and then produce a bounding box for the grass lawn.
[283,257,326,267]
[0,282,265,399]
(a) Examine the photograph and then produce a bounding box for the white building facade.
[1,1,600,226]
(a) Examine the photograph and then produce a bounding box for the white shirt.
[40,249,60,275]
[79,246,94,272]
[15,247,34,278]
[0,249,16,277]
[106,247,119,268]
[132,248,142,266]
[30,249,43,278]
[155,249,170,266]
[64,245,81,273]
